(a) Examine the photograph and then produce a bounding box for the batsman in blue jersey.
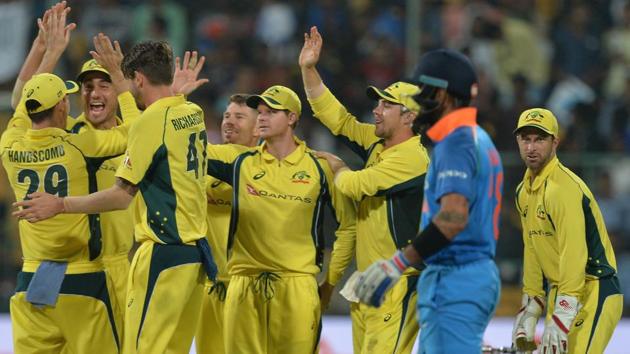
[355,49,503,354]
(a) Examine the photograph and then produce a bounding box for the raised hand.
[89,33,128,92]
[38,2,76,57]
[299,26,323,69]
[172,51,209,96]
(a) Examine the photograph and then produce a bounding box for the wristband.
[411,221,451,260]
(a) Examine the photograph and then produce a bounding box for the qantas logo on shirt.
[245,184,311,203]
[528,229,553,237]
[291,171,311,184]
[208,196,231,206]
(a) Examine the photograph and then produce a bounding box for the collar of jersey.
[380,135,421,157]
[260,136,306,164]
[26,127,67,138]
[71,113,123,130]
[427,107,477,142]
[145,94,186,111]
[524,156,559,192]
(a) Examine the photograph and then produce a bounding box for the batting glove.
[540,294,581,354]
[354,250,410,307]
[512,293,545,352]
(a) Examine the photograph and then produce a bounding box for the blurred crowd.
[0,0,629,315]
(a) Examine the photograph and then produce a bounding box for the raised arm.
[172,50,209,96]
[299,26,326,100]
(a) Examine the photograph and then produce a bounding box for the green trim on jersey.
[16,271,120,350]
[383,174,425,248]
[139,144,180,244]
[583,195,616,278]
[307,152,328,270]
[226,151,258,251]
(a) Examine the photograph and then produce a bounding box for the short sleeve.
[115,115,163,185]
[432,136,476,202]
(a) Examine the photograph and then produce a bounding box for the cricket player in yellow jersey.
[195,93,259,354]
[14,34,140,324]
[15,41,216,354]
[511,108,623,354]
[3,70,135,352]
[205,85,356,354]
[299,26,428,354]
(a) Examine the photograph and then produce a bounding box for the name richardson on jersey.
[7,145,65,163]
[171,112,203,131]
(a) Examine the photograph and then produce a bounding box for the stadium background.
[0,0,629,352]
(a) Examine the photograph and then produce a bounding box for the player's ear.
[287,112,298,126]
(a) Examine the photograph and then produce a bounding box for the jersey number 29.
[17,164,68,200]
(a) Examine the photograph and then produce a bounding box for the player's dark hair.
[229,94,249,105]
[25,99,55,123]
[121,40,174,85]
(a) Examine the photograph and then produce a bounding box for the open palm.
[299,26,323,69]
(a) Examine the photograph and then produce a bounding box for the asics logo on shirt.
[536,205,546,220]
[253,171,266,180]
[211,180,223,188]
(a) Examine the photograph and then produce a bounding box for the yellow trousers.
[123,241,205,354]
[11,270,120,354]
[195,280,228,354]
[350,274,419,354]
[224,273,321,354]
[547,276,623,354]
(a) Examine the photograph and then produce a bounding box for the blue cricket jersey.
[420,107,503,265]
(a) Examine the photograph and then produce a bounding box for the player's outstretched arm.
[13,178,137,222]
[172,50,209,96]
[299,26,325,100]
[11,2,74,108]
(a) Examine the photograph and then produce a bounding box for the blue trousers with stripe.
[416,258,500,354]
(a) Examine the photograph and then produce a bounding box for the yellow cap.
[366,81,421,113]
[514,108,559,137]
[76,59,111,83]
[246,85,302,116]
[22,73,79,114]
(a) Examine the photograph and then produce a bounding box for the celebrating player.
[511,108,622,354]
[3,5,135,352]
[299,26,428,354]
[13,40,216,354]
[195,93,259,354]
[354,49,504,353]
[205,85,356,354]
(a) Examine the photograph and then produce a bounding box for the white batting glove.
[540,294,581,354]
[354,250,410,307]
[512,293,545,352]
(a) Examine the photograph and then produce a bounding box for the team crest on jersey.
[291,171,311,184]
[536,204,546,220]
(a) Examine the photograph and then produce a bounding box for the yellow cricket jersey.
[515,156,618,298]
[65,91,140,258]
[116,95,207,245]
[0,109,131,264]
[206,138,356,277]
[205,175,232,282]
[308,87,429,281]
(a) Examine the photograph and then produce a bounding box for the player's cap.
[22,73,79,114]
[366,81,421,113]
[513,108,559,137]
[410,49,478,101]
[76,59,111,83]
[246,85,302,116]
